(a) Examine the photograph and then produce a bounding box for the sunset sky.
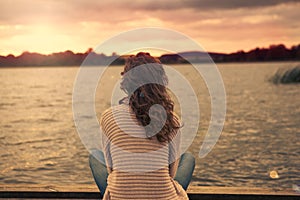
[1,0,300,56]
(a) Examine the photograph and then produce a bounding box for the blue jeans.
[89,150,195,196]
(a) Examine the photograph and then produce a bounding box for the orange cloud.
[0,0,299,56]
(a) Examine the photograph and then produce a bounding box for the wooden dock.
[1,184,299,199]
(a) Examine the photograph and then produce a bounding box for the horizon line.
[1,43,299,58]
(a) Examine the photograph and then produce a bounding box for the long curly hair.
[120,52,180,142]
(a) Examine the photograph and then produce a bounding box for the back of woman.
[101,104,187,199]
[90,52,194,200]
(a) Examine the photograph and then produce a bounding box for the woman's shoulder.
[100,104,129,123]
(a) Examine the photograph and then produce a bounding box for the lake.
[0,62,299,190]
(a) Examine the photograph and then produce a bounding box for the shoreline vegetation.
[0,44,300,67]
[270,66,300,84]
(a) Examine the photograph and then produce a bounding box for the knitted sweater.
[100,104,188,200]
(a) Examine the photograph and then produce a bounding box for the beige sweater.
[100,104,188,200]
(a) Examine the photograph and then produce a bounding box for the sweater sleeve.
[169,128,181,178]
[169,113,182,178]
[100,110,113,173]
[101,128,113,173]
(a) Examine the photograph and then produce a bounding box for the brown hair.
[120,52,180,142]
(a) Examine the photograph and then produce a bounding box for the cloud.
[0,0,299,55]
[71,0,300,11]
[183,0,300,10]
[1,0,300,24]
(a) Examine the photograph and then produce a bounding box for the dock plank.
[1,185,299,199]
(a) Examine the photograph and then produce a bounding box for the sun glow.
[0,0,299,56]
[2,24,79,55]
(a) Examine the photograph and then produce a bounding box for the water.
[0,62,299,189]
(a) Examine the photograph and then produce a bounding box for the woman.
[90,52,195,199]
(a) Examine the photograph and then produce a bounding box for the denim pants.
[89,150,195,196]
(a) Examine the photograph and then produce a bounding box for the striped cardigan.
[100,104,188,200]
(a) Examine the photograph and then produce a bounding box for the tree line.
[0,44,299,67]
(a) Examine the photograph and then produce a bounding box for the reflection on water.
[0,62,299,189]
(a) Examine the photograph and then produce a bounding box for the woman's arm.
[100,112,113,173]
[169,129,181,178]
[169,157,180,178]
[103,136,113,173]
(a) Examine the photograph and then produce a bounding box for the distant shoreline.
[1,44,299,67]
[1,60,300,69]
